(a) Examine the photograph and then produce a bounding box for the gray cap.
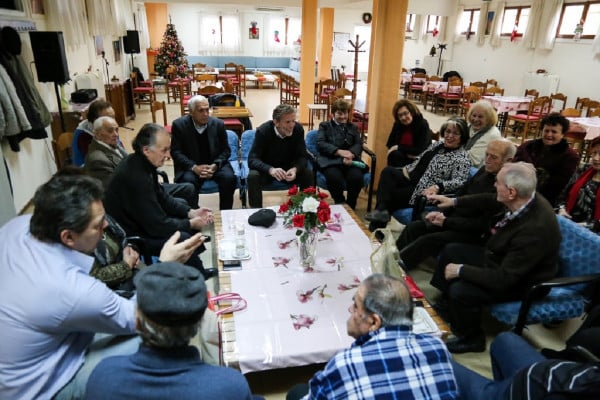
[134,262,208,326]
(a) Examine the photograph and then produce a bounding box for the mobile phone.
[201,235,211,243]
[222,259,242,271]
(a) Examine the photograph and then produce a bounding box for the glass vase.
[298,230,318,270]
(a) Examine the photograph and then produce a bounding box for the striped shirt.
[305,326,458,399]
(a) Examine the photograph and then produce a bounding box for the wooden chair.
[550,92,567,112]
[505,96,551,142]
[484,86,505,96]
[524,88,539,99]
[469,81,486,92]
[197,85,224,97]
[218,62,237,82]
[588,107,600,118]
[316,79,337,104]
[459,86,482,117]
[235,64,247,97]
[130,72,156,108]
[194,73,217,87]
[560,108,582,117]
[585,100,600,117]
[408,73,427,102]
[434,77,463,115]
[328,87,353,117]
[484,78,498,92]
[575,97,589,110]
[151,101,171,134]
[422,75,442,110]
[564,130,587,158]
[51,131,74,169]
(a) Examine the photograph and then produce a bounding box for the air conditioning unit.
[256,7,284,12]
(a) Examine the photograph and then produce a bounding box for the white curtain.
[198,14,241,55]
[477,2,489,46]
[453,5,464,43]
[412,14,422,42]
[43,0,88,49]
[112,0,131,33]
[523,0,543,49]
[221,15,241,54]
[265,16,299,56]
[135,3,150,50]
[489,1,505,48]
[85,0,119,37]
[439,16,448,43]
[537,0,563,50]
[199,15,221,55]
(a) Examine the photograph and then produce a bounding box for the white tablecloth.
[567,117,600,140]
[482,95,532,113]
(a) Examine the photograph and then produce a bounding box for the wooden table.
[215,205,450,372]
[210,106,253,119]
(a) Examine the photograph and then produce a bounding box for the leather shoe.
[446,334,486,354]
[202,268,219,280]
[364,209,390,224]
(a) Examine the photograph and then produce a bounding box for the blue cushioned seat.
[490,215,600,334]
[304,130,376,211]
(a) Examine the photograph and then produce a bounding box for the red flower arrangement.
[279,185,330,243]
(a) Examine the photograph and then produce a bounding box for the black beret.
[134,262,207,326]
[248,208,276,227]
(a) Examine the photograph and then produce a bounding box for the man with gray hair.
[287,273,458,400]
[397,138,516,269]
[85,116,196,207]
[104,123,217,279]
[248,104,313,208]
[85,262,263,399]
[430,162,561,353]
[170,95,236,210]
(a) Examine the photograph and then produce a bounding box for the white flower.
[302,197,319,213]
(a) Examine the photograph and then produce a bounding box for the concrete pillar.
[298,0,318,125]
[366,0,408,185]
[318,8,334,80]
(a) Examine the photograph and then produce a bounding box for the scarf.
[465,125,492,150]
[566,167,600,220]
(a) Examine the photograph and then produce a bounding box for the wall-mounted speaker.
[123,30,140,54]
[29,31,70,84]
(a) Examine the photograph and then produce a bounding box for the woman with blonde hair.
[465,100,501,168]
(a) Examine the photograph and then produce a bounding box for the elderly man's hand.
[426,194,454,208]
[269,167,287,181]
[159,231,205,264]
[425,211,446,227]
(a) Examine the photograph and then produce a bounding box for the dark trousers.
[247,167,314,208]
[163,182,197,208]
[321,165,364,209]
[144,231,207,275]
[374,166,415,211]
[177,163,236,210]
[397,220,484,269]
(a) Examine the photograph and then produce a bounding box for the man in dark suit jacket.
[429,162,561,353]
[397,138,516,269]
[171,95,236,210]
[85,116,196,207]
[104,123,217,280]
[248,104,313,208]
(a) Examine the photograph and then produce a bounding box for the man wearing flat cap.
[85,262,262,399]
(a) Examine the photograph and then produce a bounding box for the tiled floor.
[120,86,581,400]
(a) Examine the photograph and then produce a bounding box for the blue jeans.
[452,332,546,400]
[53,334,140,400]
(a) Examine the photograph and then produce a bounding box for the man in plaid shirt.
[287,273,458,400]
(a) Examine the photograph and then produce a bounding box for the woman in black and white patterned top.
[365,116,472,225]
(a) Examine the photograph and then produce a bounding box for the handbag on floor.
[207,292,248,365]
[370,228,424,298]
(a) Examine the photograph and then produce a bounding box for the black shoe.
[202,268,219,280]
[446,334,486,354]
[364,209,390,224]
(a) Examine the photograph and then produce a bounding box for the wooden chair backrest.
[527,96,551,117]
[550,92,567,111]
[193,63,206,69]
[586,100,600,117]
[560,108,582,117]
[469,81,486,88]
[428,75,443,82]
[412,72,427,80]
[52,131,74,169]
[195,74,217,83]
[575,97,590,110]
[485,86,504,96]
[197,85,224,96]
[485,78,498,87]
[224,62,237,75]
[151,101,168,126]
[524,88,539,99]
[588,107,600,117]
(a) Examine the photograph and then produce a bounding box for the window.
[458,9,481,36]
[500,6,530,37]
[406,14,415,32]
[556,1,600,39]
[426,15,440,33]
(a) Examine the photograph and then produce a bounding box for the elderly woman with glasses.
[385,99,432,167]
[365,116,472,227]
[316,99,365,209]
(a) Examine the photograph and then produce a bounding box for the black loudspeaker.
[29,31,70,84]
[123,30,140,54]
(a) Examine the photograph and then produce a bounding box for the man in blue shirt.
[287,273,458,400]
[0,174,138,400]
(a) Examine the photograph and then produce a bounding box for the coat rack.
[347,34,365,100]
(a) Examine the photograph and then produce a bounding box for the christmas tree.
[155,21,189,78]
